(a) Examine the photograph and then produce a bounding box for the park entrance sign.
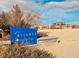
[10,26,37,45]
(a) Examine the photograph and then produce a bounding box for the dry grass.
[38,32,48,38]
[0,44,55,58]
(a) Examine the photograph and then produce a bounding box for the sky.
[0,0,79,26]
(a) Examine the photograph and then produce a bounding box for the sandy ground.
[37,29,79,58]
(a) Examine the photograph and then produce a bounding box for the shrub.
[0,44,55,58]
[38,32,48,38]
[0,45,6,57]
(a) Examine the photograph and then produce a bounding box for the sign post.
[10,26,37,46]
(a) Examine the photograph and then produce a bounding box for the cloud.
[0,0,79,25]
[0,0,14,11]
[38,0,79,25]
[44,0,79,12]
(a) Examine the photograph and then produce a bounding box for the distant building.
[47,22,79,29]
[31,25,46,30]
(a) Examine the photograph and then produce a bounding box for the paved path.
[0,40,11,44]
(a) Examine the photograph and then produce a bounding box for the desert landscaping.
[0,1,79,58]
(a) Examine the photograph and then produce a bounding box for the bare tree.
[9,4,41,28]
[0,11,10,29]
[0,4,41,29]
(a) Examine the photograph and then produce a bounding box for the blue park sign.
[10,26,37,45]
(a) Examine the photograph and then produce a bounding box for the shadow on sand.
[38,36,59,43]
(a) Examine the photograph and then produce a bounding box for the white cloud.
[0,0,79,25]
[0,0,14,11]
[44,0,79,12]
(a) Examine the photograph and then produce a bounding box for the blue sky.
[0,0,79,26]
